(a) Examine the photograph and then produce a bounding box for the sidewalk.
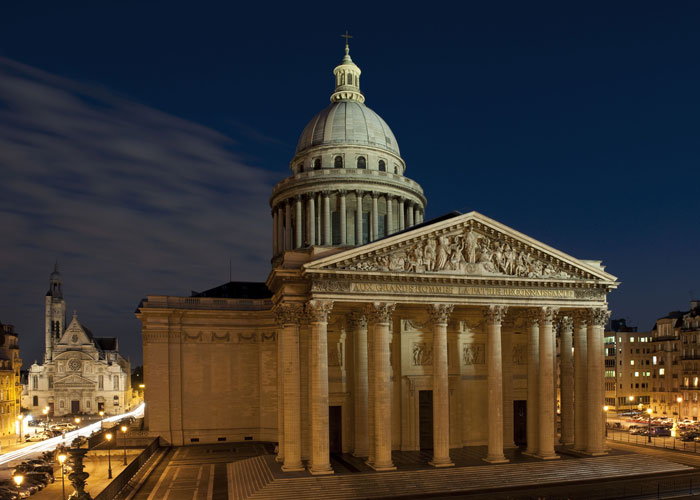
[29,449,144,499]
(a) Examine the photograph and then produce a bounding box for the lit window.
[630,337,635,342]
[660,368,665,375]
[635,372,639,377]
[694,377,699,387]
[652,356,657,365]
[630,360,635,366]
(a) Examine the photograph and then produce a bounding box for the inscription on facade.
[351,282,578,298]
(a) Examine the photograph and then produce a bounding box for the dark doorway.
[71,400,80,414]
[97,401,104,413]
[329,405,342,453]
[514,400,527,446]
[48,402,54,416]
[419,390,433,450]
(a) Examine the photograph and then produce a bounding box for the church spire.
[331,31,364,104]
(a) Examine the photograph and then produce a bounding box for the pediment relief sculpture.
[336,224,588,280]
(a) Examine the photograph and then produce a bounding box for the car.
[24,472,53,485]
[0,489,21,500]
[681,431,700,441]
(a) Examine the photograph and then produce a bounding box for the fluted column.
[398,199,405,231]
[484,305,509,463]
[536,307,560,460]
[367,312,375,464]
[428,304,454,467]
[277,206,284,253]
[350,313,369,457]
[274,304,305,471]
[339,191,347,245]
[525,310,539,456]
[573,311,588,452]
[371,192,379,242]
[355,191,364,245]
[366,302,396,471]
[323,192,331,246]
[294,196,303,249]
[272,209,279,256]
[586,308,609,455]
[386,196,393,236]
[284,200,292,250]
[307,300,334,474]
[407,201,414,227]
[559,317,574,445]
[307,195,316,246]
[501,321,515,448]
[276,328,285,462]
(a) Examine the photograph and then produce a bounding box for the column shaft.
[585,309,608,455]
[316,193,322,245]
[485,305,508,463]
[339,192,347,245]
[429,304,454,467]
[560,318,575,445]
[413,206,419,226]
[407,202,414,226]
[323,193,331,245]
[398,199,405,231]
[272,209,279,256]
[371,194,379,241]
[308,301,334,474]
[537,308,559,459]
[573,314,588,452]
[351,314,369,457]
[386,197,393,236]
[307,195,316,246]
[525,315,539,455]
[277,206,284,253]
[276,329,285,462]
[295,197,303,248]
[502,327,514,448]
[367,319,375,464]
[355,191,363,245]
[284,201,292,250]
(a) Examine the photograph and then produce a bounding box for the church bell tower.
[44,262,65,362]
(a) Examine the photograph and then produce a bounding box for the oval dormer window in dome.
[334,156,343,169]
[357,157,366,169]
[378,160,386,172]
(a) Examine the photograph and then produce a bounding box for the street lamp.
[105,433,113,479]
[604,406,609,437]
[120,425,128,465]
[42,407,49,432]
[58,453,67,500]
[74,417,81,427]
[13,475,23,497]
[647,407,653,443]
[16,415,24,443]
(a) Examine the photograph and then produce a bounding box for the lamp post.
[647,408,653,443]
[13,475,23,497]
[58,453,67,500]
[105,433,113,479]
[604,406,609,437]
[121,425,128,465]
[42,407,49,432]
[16,415,24,443]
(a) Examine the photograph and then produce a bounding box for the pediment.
[58,318,92,346]
[54,374,94,387]
[304,211,617,284]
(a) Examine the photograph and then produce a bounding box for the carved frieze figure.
[463,343,485,365]
[328,342,342,367]
[512,343,527,365]
[412,342,433,366]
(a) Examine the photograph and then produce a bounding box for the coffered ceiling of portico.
[304,211,618,289]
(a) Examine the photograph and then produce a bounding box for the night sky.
[2,2,699,367]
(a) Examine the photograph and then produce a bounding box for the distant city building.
[22,265,131,416]
[604,326,653,411]
[0,323,21,448]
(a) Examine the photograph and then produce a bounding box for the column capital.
[485,305,508,325]
[524,308,540,327]
[274,303,304,326]
[321,190,331,198]
[355,189,364,198]
[294,194,303,202]
[337,189,347,197]
[385,194,394,202]
[370,191,379,199]
[571,309,588,328]
[348,312,368,329]
[539,306,559,325]
[365,302,396,324]
[587,307,611,327]
[428,304,454,325]
[558,316,574,331]
[306,300,334,323]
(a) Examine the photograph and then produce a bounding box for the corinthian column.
[295,196,303,249]
[274,303,305,471]
[536,307,560,460]
[428,304,454,467]
[339,191,347,245]
[573,311,588,452]
[525,310,539,456]
[371,192,379,241]
[277,206,284,252]
[586,308,610,455]
[366,302,396,471]
[285,200,292,250]
[350,313,369,457]
[323,192,331,246]
[398,199,405,231]
[276,328,285,462]
[484,305,509,463]
[386,196,393,236]
[306,300,334,474]
[307,195,316,246]
[407,201,414,226]
[272,208,279,256]
[355,191,364,245]
[559,316,574,445]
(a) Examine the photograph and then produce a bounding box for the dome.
[295,101,400,156]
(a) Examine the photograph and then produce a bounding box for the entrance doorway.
[514,400,527,446]
[48,402,54,416]
[97,401,104,413]
[419,390,433,450]
[329,406,342,453]
[71,400,80,414]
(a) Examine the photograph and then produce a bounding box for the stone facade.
[0,323,21,448]
[22,268,132,417]
[137,46,619,471]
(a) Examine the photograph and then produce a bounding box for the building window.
[98,375,104,390]
[298,163,304,173]
[660,368,665,376]
[113,395,119,406]
[378,160,385,171]
[113,377,119,390]
[32,396,38,407]
[356,157,365,169]
[48,376,53,389]
[59,400,64,409]
[335,156,344,169]
[32,376,38,390]
[313,159,321,170]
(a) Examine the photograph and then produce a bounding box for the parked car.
[24,472,53,485]
[651,426,672,437]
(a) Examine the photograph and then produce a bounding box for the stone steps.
[232,454,691,500]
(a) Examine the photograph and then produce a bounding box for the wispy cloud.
[0,58,276,365]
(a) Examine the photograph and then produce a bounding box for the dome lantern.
[331,37,364,104]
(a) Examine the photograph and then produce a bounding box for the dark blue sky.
[2,2,699,366]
